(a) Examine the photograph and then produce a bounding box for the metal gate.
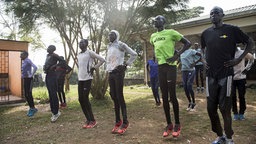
[0,51,10,102]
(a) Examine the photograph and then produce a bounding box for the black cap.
[47,45,56,51]
[211,6,225,15]
[153,15,166,23]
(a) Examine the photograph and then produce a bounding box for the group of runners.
[20,6,254,144]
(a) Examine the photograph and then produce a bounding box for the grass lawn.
[0,85,256,144]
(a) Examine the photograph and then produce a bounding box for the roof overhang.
[171,7,256,36]
[0,39,29,51]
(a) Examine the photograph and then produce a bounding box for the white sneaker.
[196,87,200,94]
[226,139,234,144]
[186,103,192,111]
[51,111,61,122]
[201,87,204,93]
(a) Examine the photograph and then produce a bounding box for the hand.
[241,69,248,75]
[201,59,209,70]
[224,58,241,67]
[50,65,57,70]
[204,63,209,70]
[166,54,179,63]
[190,63,196,68]
[89,67,95,76]
[29,74,34,78]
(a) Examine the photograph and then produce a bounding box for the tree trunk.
[90,71,109,99]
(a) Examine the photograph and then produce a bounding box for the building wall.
[0,39,29,98]
[9,52,22,97]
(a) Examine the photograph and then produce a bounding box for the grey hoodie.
[106,30,138,72]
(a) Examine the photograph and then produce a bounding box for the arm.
[167,37,191,63]
[49,53,62,70]
[123,43,138,66]
[224,37,254,67]
[92,52,106,69]
[177,37,191,56]
[244,52,254,70]
[242,52,255,74]
[146,62,150,72]
[89,51,106,76]
[28,59,38,77]
[191,52,202,67]
[200,36,209,69]
[65,64,73,74]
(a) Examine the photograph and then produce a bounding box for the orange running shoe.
[86,121,97,128]
[163,124,173,137]
[117,122,129,134]
[82,121,90,129]
[111,120,122,133]
[172,124,181,137]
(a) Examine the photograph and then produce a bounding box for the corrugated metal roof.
[172,4,256,26]
[225,4,256,14]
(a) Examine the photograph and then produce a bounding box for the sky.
[30,0,256,66]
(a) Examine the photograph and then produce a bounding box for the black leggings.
[57,79,66,103]
[108,70,128,124]
[158,64,179,125]
[78,80,95,121]
[231,79,246,115]
[182,71,195,103]
[195,65,204,87]
[23,78,35,108]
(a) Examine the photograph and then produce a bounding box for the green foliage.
[69,71,78,85]
[175,6,204,22]
[32,86,49,104]
[128,40,144,69]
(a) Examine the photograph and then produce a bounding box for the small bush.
[33,86,49,104]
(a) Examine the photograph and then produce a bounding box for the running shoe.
[27,108,32,117]
[239,114,245,120]
[112,120,122,133]
[196,87,200,94]
[27,108,38,117]
[86,121,97,128]
[172,124,181,137]
[156,102,161,107]
[163,123,173,137]
[51,111,61,122]
[117,122,129,134]
[60,103,67,109]
[233,114,239,121]
[212,135,226,144]
[226,138,234,144]
[190,103,196,111]
[82,120,90,129]
[201,87,204,93]
[186,103,192,111]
